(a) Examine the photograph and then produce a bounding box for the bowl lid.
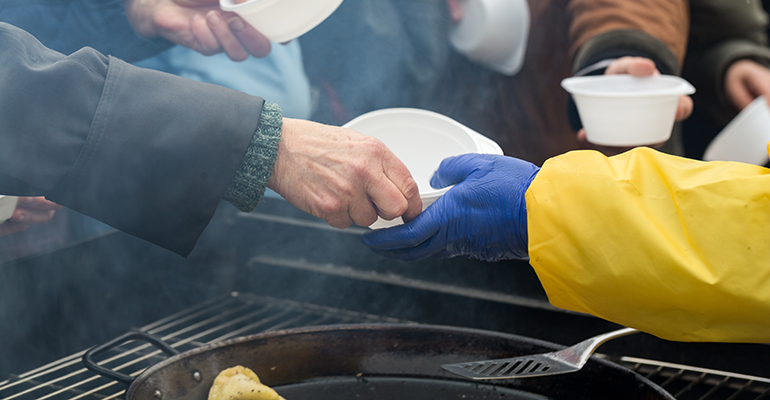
[561,74,695,98]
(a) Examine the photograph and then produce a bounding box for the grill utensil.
[442,327,638,380]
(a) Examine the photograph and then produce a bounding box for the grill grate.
[617,357,770,400]
[2,292,768,400]
[0,293,410,400]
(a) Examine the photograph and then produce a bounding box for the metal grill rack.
[0,293,410,400]
[617,357,770,400]
[1,292,767,400]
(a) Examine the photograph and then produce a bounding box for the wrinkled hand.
[724,59,770,111]
[577,57,693,156]
[362,154,539,262]
[267,118,422,229]
[0,197,62,237]
[124,0,271,61]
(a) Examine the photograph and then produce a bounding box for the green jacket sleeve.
[526,147,770,342]
[683,0,770,125]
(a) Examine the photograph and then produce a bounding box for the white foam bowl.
[561,74,695,146]
[449,0,529,76]
[704,96,770,165]
[0,195,18,223]
[343,108,503,229]
[220,0,343,43]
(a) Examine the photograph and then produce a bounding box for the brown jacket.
[568,0,689,75]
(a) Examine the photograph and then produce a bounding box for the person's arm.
[0,22,262,255]
[683,0,770,125]
[0,197,62,237]
[0,23,420,256]
[527,147,770,343]
[364,147,770,343]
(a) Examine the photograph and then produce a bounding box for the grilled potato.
[208,366,285,400]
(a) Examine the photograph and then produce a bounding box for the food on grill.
[208,366,285,400]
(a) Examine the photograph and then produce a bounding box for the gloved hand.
[361,153,539,262]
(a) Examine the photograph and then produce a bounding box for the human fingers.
[9,206,56,225]
[724,60,770,110]
[362,210,443,261]
[226,17,272,58]
[430,154,491,189]
[675,94,693,121]
[605,57,657,76]
[741,62,770,96]
[205,11,249,61]
[190,13,222,55]
[446,0,463,23]
[362,213,438,250]
[377,151,421,222]
[217,0,272,58]
[367,224,449,260]
[15,197,62,211]
[0,221,31,237]
[728,82,755,110]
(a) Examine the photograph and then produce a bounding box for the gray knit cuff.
[223,102,283,212]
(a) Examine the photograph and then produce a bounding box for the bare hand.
[0,197,62,237]
[124,0,271,61]
[267,119,422,229]
[577,57,693,155]
[724,59,770,111]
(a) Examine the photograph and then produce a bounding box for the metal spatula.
[442,327,638,380]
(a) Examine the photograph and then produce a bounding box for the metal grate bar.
[5,294,769,400]
[619,357,770,400]
[0,293,412,400]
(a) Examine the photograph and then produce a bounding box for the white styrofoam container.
[704,96,770,165]
[0,195,19,223]
[220,0,343,43]
[344,108,503,229]
[561,74,695,146]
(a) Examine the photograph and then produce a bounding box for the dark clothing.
[681,0,770,159]
[684,0,770,125]
[0,22,264,256]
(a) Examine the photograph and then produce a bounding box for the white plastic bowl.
[220,0,343,43]
[449,0,529,76]
[561,74,695,146]
[0,195,18,223]
[343,108,503,229]
[704,96,770,165]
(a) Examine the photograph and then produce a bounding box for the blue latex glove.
[361,153,540,262]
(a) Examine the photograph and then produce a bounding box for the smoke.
[0,0,579,379]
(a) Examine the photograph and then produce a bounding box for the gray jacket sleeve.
[0,22,267,256]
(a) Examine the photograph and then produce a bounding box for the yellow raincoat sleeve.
[525,147,770,343]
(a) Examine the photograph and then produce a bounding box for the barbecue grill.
[1,197,769,400]
[2,2,770,397]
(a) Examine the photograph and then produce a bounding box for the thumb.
[430,153,493,189]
